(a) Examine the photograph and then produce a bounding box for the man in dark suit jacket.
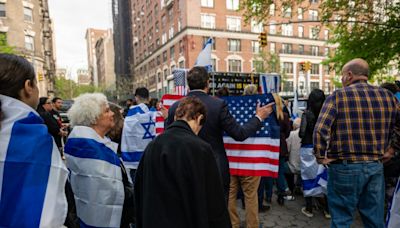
[166,66,274,199]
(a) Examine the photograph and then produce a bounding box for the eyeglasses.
[45,102,51,104]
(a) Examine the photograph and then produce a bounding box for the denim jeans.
[328,161,384,228]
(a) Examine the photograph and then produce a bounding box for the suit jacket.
[135,120,231,228]
[166,90,262,194]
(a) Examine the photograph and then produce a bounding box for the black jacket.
[135,120,231,228]
[37,108,62,148]
[166,91,262,195]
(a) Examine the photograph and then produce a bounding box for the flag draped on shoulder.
[259,74,280,94]
[222,94,280,177]
[386,177,400,228]
[65,126,124,228]
[121,103,157,168]
[155,94,184,135]
[300,146,328,197]
[0,95,68,228]
[194,37,213,72]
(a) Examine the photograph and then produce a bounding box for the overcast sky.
[48,0,113,79]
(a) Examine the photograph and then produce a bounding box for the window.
[324,30,329,40]
[203,36,216,50]
[282,24,293,36]
[211,59,217,71]
[324,65,330,75]
[310,0,319,4]
[24,7,33,22]
[168,26,174,39]
[155,22,159,33]
[201,14,216,29]
[162,33,167,44]
[170,46,175,59]
[324,47,330,56]
[298,8,303,20]
[251,41,261,53]
[156,39,160,47]
[299,44,304,54]
[228,39,241,52]
[179,40,183,53]
[310,82,320,89]
[161,15,166,28]
[269,4,275,16]
[324,81,331,93]
[228,59,241,72]
[283,62,293,74]
[179,60,185,68]
[157,72,162,82]
[163,69,168,80]
[283,81,293,92]
[309,10,318,21]
[283,6,292,18]
[270,42,276,53]
[311,64,320,74]
[282,43,292,54]
[253,60,264,71]
[201,0,214,7]
[163,51,167,62]
[0,3,5,17]
[226,0,239,10]
[168,8,173,22]
[298,26,304,37]
[156,55,161,65]
[25,35,34,51]
[311,46,319,56]
[269,22,276,34]
[251,20,263,33]
[227,16,241,31]
[154,4,158,15]
[310,26,320,39]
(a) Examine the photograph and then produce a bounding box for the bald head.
[341,58,369,87]
[342,58,369,77]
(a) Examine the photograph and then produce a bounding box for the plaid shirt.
[313,82,400,161]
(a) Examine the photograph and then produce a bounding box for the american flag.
[155,94,184,135]
[173,69,188,96]
[222,94,280,177]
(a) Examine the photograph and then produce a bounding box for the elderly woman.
[135,96,231,228]
[65,93,125,227]
[0,54,68,227]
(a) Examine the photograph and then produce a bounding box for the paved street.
[236,195,364,228]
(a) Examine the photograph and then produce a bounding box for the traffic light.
[259,32,267,47]
[38,73,44,81]
[304,61,312,71]
[299,62,305,72]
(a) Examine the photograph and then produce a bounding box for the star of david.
[141,116,155,139]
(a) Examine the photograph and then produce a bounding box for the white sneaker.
[301,207,314,218]
[284,195,295,201]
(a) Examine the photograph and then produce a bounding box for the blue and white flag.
[260,74,280,94]
[292,89,299,119]
[121,103,156,169]
[0,95,68,227]
[386,177,400,228]
[65,126,124,228]
[300,145,328,197]
[194,37,213,72]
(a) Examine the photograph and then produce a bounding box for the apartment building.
[131,0,336,97]
[95,29,116,90]
[0,0,57,96]
[85,28,109,86]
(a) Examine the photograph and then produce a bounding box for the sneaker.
[284,195,295,201]
[323,210,331,219]
[301,207,314,218]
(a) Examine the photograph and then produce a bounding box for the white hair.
[67,93,108,127]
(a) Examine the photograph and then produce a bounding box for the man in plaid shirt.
[314,59,400,228]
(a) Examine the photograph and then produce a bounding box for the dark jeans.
[328,161,384,228]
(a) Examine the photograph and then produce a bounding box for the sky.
[48,0,113,80]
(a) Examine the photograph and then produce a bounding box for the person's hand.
[382,147,395,163]
[317,158,336,165]
[159,105,168,119]
[255,102,274,121]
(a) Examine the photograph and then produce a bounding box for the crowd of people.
[1,53,399,228]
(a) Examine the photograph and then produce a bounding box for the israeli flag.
[121,103,156,169]
[65,126,124,227]
[0,95,68,227]
[194,37,213,72]
[260,74,280,94]
[292,89,299,119]
[300,145,328,197]
[386,177,400,228]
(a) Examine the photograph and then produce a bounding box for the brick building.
[131,0,336,98]
[85,28,109,86]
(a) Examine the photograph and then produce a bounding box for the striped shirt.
[313,82,400,161]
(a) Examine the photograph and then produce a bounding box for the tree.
[54,77,103,99]
[0,33,15,54]
[241,0,400,79]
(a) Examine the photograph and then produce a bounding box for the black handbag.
[120,162,135,227]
